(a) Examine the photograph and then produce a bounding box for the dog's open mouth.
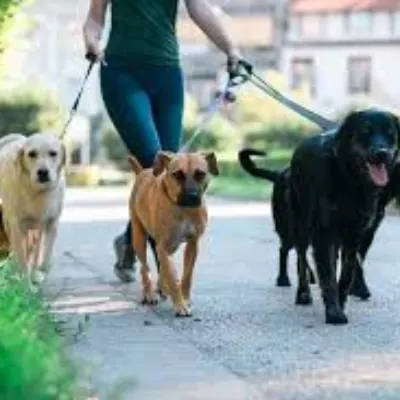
[366,162,388,187]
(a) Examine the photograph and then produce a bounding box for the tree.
[0,0,27,56]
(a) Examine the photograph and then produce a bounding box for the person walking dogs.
[83,0,241,282]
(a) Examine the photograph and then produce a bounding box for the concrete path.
[47,187,400,399]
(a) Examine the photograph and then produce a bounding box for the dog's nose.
[370,149,391,164]
[37,168,50,182]
[179,188,201,207]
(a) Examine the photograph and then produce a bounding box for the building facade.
[282,0,400,117]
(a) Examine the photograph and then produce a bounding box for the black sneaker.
[113,234,136,283]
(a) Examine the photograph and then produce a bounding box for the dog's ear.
[60,143,66,168]
[153,151,174,177]
[16,148,27,173]
[127,154,143,175]
[334,111,361,155]
[202,152,219,176]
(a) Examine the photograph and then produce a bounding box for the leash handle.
[85,52,97,63]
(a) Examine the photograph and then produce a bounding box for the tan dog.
[0,133,66,287]
[128,150,219,316]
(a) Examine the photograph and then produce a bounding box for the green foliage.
[242,120,318,151]
[101,125,129,170]
[0,260,79,400]
[0,0,28,55]
[0,84,65,137]
[183,114,240,152]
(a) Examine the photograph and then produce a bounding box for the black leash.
[234,60,338,131]
[60,54,97,140]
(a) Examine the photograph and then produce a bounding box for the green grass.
[0,259,80,400]
[209,148,292,200]
[208,176,272,200]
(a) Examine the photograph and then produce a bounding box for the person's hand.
[83,18,104,63]
[226,48,242,78]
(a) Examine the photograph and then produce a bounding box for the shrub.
[217,148,293,179]
[0,260,80,399]
[242,120,318,152]
[183,114,240,151]
[0,84,65,137]
[101,126,130,170]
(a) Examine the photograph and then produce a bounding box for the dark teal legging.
[100,57,184,244]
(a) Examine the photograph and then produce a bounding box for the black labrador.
[238,148,370,300]
[289,109,400,324]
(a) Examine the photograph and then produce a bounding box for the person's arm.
[83,0,109,61]
[184,0,241,68]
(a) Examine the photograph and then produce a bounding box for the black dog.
[289,109,400,324]
[238,149,316,287]
[239,148,372,300]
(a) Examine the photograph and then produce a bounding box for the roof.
[292,0,400,13]
[177,15,273,46]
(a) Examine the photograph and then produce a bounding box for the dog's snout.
[37,168,50,183]
[370,148,392,164]
[178,188,202,207]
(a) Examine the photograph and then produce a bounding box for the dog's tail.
[238,148,282,183]
[127,155,143,175]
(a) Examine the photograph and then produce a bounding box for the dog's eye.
[27,150,37,159]
[172,170,185,182]
[48,150,57,158]
[194,169,206,182]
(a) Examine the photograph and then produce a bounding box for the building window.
[325,13,346,38]
[391,11,400,36]
[348,56,371,94]
[299,14,323,38]
[291,58,315,95]
[346,12,373,35]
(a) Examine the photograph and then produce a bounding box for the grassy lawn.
[0,259,80,399]
[208,176,272,200]
[209,148,292,200]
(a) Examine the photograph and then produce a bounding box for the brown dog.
[128,150,219,316]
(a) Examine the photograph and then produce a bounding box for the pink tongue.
[367,163,388,186]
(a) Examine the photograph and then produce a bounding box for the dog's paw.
[32,270,46,285]
[295,290,313,305]
[174,302,192,317]
[141,290,158,306]
[276,275,291,287]
[325,309,348,325]
[349,282,371,301]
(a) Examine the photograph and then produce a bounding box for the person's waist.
[103,52,182,69]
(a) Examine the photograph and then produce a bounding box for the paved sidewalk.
[46,187,400,400]
[45,188,268,399]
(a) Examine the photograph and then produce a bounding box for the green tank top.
[106,0,180,66]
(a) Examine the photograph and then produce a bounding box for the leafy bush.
[242,120,318,151]
[101,126,130,170]
[0,84,65,137]
[0,260,80,399]
[183,114,240,151]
